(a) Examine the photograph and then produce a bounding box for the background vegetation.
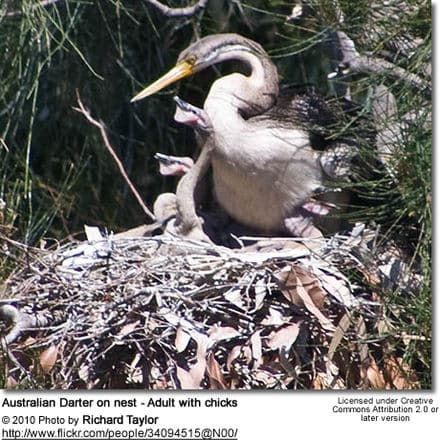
[0,0,431,387]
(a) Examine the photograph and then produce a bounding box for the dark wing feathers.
[251,87,374,151]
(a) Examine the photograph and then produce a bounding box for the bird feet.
[176,217,212,243]
[284,211,323,239]
[153,192,212,242]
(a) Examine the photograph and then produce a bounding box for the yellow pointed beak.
[131,60,195,102]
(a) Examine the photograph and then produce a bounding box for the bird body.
[209,117,321,232]
[197,42,324,232]
[132,33,347,237]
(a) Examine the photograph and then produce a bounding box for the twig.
[146,0,208,18]
[351,55,430,96]
[73,93,156,221]
[335,31,431,98]
[5,0,63,17]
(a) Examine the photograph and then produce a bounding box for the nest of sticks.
[0,224,421,390]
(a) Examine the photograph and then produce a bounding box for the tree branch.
[145,0,208,18]
[333,31,431,98]
[5,0,63,17]
[351,55,430,96]
[73,93,156,222]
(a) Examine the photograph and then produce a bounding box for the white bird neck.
[204,48,279,119]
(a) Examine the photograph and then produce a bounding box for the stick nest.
[0,225,422,389]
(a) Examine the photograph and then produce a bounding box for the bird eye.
[186,55,197,66]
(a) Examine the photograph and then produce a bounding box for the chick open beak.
[131,60,195,102]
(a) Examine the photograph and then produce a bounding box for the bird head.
[173,96,211,132]
[130,57,197,102]
[130,34,268,102]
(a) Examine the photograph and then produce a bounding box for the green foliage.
[0,0,432,387]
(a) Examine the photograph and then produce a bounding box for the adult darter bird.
[132,33,354,237]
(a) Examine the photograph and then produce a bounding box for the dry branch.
[146,0,208,18]
[5,0,63,17]
[73,94,155,222]
[334,31,431,97]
